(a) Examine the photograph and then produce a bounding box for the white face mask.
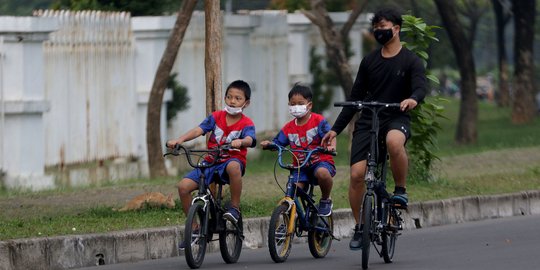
[224,104,243,115]
[289,105,309,118]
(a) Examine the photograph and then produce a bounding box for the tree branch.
[340,0,368,38]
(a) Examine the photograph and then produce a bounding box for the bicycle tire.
[268,204,294,263]
[381,207,398,263]
[362,195,374,269]
[219,216,243,263]
[308,213,333,258]
[184,202,207,269]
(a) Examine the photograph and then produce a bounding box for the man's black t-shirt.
[332,47,427,134]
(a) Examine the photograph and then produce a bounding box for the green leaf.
[427,74,440,84]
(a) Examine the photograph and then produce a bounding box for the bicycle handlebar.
[334,101,401,110]
[163,144,236,169]
[262,143,336,170]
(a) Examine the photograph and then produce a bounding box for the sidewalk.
[1,189,539,270]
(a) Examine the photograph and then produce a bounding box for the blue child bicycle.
[263,143,338,263]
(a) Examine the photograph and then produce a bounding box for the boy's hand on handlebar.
[260,140,272,148]
[400,98,418,112]
[260,140,278,150]
[230,139,243,149]
[166,139,183,149]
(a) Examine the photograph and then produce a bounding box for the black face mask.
[373,28,394,45]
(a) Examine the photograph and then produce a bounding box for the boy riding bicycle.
[261,83,336,216]
[166,80,257,248]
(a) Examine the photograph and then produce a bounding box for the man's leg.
[386,130,407,187]
[386,129,409,206]
[349,160,367,224]
[349,160,366,250]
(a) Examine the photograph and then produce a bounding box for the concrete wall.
[0,10,370,190]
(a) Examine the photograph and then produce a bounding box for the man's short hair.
[371,8,403,27]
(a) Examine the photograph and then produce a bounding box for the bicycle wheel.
[268,204,294,263]
[184,202,207,269]
[362,195,374,269]
[308,213,333,258]
[381,207,398,263]
[219,215,243,263]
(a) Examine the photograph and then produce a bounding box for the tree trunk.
[146,0,198,178]
[302,0,367,148]
[492,0,511,107]
[511,0,536,124]
[205,0,223,114]
[434,0,478,144]
[303,0,368,99]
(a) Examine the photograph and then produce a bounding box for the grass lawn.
[1,97,539,240]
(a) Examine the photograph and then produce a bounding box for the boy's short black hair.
[226,80,251,100]
[288,83,312,101]
[371,8,403,27]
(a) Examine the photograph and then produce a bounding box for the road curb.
[1,189,539,270]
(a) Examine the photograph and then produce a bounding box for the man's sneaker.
[318,198,333,216]
[349,224,363,250]
[223,207,241,224]
[391,192,409,209]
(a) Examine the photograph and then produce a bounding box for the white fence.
[39,10,137,166]
[0,10,369,190]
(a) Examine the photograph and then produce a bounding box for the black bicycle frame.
[334,101,400,220]
[164,144,233,235]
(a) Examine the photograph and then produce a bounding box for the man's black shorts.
[350,114,411,166]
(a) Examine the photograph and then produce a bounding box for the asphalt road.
[78,214,540,270]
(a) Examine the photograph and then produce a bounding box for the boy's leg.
[314,165,334,216]
[177,178,199,216]
[177,177,199,250]
[314,166,333,200]
[225,160,243,210]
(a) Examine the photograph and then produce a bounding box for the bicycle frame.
[334,101,400,199]
[164,144,241,236]
[164,143,244,268]
[334,101,403,268]
[268,144,335,236]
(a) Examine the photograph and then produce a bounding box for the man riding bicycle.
[321,7,427,250]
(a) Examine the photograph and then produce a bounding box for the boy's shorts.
[184,158,244,185]
[350,115,411,166]
[289,161,336,185]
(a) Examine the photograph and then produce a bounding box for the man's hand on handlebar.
[400,98,418,112]
[321,131,337,151]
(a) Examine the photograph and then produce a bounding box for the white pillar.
[223,14,260,86]
[131,16,173,175]
[0,16,57,190]
[287,13,312,85]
